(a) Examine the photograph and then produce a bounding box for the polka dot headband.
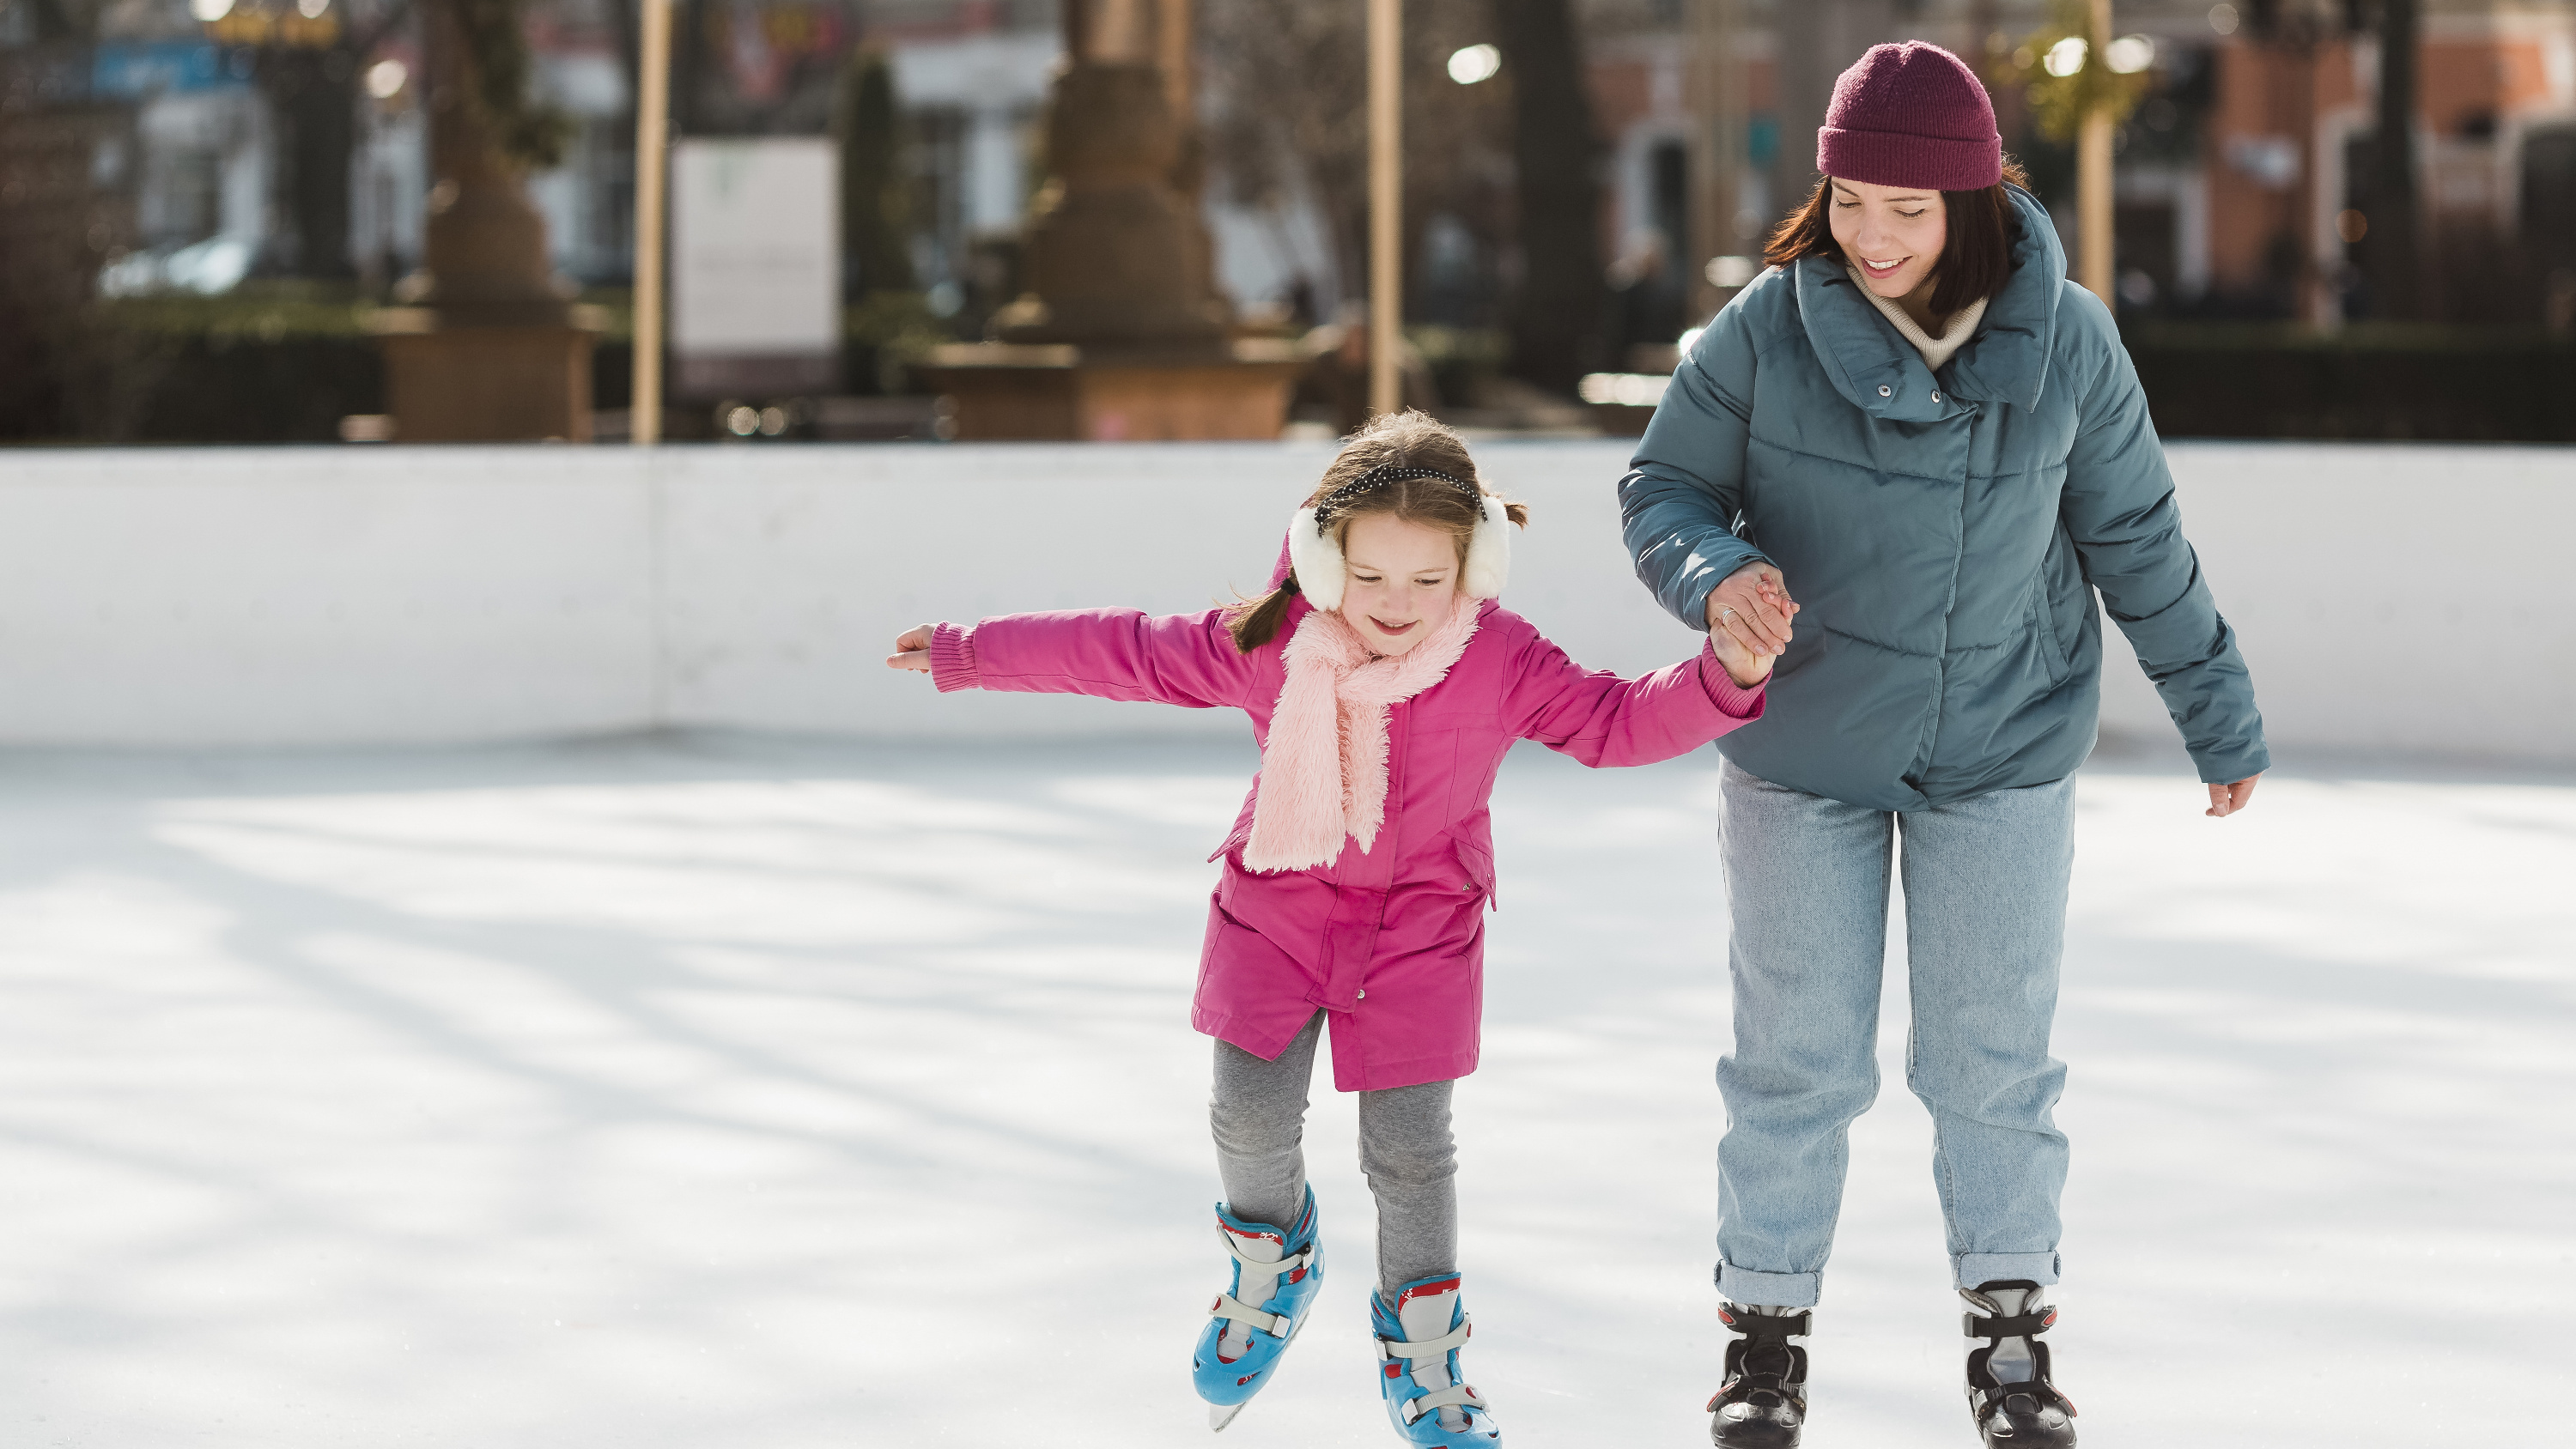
[1310,466,1483,527]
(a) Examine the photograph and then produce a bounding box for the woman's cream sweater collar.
[1844,264,1988,371]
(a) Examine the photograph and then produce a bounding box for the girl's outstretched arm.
[886,608,1264,711]
[1501,625,1766,768]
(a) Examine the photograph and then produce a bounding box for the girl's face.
[1337,512,1463,656]
[1829,176,1947,301]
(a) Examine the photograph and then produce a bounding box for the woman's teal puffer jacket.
[1619,187,2267,810]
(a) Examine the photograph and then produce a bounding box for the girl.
[1619,42,2265,1449]
[888,411,1776,1445]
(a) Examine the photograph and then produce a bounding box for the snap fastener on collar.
[1931,390,1942,401]
[1877,384,1892,397]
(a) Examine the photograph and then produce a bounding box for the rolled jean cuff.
[1953,1251,2061,1290]
[1715,1261,1820,1309]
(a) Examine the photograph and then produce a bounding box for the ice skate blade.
[1202,1303,1307,1432]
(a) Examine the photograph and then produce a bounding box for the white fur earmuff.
[1286,493,1513,610]
[1288,504,1348,609]
[1463,493,1511,598]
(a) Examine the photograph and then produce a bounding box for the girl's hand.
[1706,562,1798,661]
[2206,774,2259,817]
[1709,617,1775,689]
[887,623,934,672]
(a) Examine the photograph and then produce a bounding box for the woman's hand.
[887,623,934,672]
[2205,774,2259,817]
[1706,562,1798,663]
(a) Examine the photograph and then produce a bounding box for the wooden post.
[1688,0,1744,318]
[630,0,672,445]
[1366,0,1400,417]
[1156,0,1193,130]
[2076,0,2114,302]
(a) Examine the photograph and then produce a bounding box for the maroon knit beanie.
[1814,42,2002,192]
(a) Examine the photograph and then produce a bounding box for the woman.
[1619,43,2267,1449]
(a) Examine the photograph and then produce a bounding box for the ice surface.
[0,736,2568,1446]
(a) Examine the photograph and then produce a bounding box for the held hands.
[1700,562,2256,813]
[1706,562,1798,688]
[887,623,934,673]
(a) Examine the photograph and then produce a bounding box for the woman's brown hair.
[1762,158,2031,320]
[1226,409,1529,654]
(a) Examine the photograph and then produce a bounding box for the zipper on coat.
[1907,409,1978,786]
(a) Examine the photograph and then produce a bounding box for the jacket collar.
[1792,185,2063,419]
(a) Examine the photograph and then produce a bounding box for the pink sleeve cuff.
[930,622,981,692]
[1699,638,1767,719]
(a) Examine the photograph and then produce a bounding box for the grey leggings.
[1209,1011,1458,1304]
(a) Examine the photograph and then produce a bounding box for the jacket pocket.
[2023,579,2072,687]
[1451,834,1498,909]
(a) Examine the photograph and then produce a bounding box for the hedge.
[2124,323,2576,443]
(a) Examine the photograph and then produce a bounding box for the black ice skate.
[1959,1280,2076,1447]
[1707,1302,1809,1447]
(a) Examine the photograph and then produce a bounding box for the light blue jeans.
[1713,759,2075,1309]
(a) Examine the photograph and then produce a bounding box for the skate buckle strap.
[1395,1381,1487,1426]
[1210,1293,1294,1339]
[1708,1379,1807,1415]
[1961,1307,2057,1339]
[1375,1315,1472,1361]
[1718,1306,1811,1339]
[1975,1377,2078,1419]
[1710,1364,1807,1416]
[1711,1318,1809,1417]
[1218,1231,1315,1277]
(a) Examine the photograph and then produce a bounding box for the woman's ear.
[1286,506,1347,609]
[1463,495,1511,597]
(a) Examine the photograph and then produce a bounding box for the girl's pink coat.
[932,595,1761,1091]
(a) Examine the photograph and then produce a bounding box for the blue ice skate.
[1192,1188,1323,1431]
[1371,1273,1501,1444]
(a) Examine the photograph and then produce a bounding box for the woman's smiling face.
[1337,512,1463,656]
[1828,176,1948,301]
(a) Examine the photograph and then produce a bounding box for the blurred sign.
[90,42,252,98]
[671,136,839,398]
[704,3,848,105]
[200,9,340,47]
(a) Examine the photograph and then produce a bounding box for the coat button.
[1930,390,1942,402]
[1356,989,1366,999]
[1877,384,1892,397]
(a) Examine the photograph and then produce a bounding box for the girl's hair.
[1762,158,2030,319]
[1227,409,1530,654]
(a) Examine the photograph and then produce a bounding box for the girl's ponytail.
[1227,577,1301,653]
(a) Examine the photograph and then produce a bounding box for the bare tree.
[1492,0,1601,391]
[1200,0,1512,321]
[2366,0,2419,319]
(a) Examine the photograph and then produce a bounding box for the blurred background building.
[1590,0,2576,329]
[3,0,2571,442]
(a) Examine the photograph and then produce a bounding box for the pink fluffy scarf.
[1242,597,1480,873]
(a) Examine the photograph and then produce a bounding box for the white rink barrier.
[0,440,2568,766]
